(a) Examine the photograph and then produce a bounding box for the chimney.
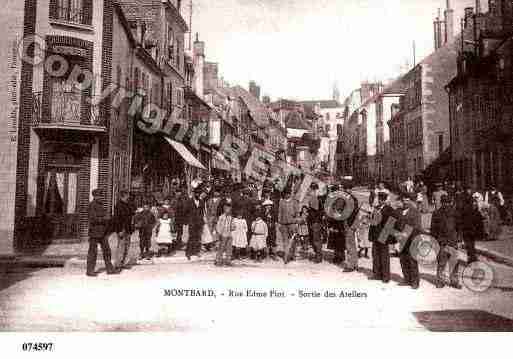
[193,33,204,57]
[193,33,205,98]
[391,103,401,118]
[434,9,443,50]
[444,0,454,44]
[464,7,474,28]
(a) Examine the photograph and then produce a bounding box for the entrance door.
[42,168,80,239]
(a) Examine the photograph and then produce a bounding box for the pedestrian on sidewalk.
[307,183,323,263]
[356,202,372,259]
[397,192,422,289]
[155,211,177,256]
[342,186,360,273]
[86,189,120,276]
[432,183,448,211]
[461,198,485,264]
[262,199,278,260]
[278,188,300,264]
[134,202,156,259]
[185,185,206,260]
[172,188,186,251]
[250,210,269,262]
[109,190,135,271]
[215,202,234,266]
[231,209,248,260]
[430,195,461,289]
[369,192,394,283]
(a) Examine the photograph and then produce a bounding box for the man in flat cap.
[86,189,120,276]
[368,191,395,283]
[397,192,422,289]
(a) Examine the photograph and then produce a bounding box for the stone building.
[388,1,457,186]
[447,1,513,193]
[340,82,383,183]
[2,0,126,253]
[375,78,407,183]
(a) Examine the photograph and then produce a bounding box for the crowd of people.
[85,174,509,292]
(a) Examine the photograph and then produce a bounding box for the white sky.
[183,0,485,101]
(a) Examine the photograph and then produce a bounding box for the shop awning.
[165,137,207,170]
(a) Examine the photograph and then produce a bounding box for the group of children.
[215,201,271,266]
[134,200,178,259]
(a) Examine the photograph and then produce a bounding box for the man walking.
[185,186,206,260]
[369,192,395,283]
[342,186,360,273]
[109,190,135,271]
[397,193,422,289]
[430,195,461,289]
[86,189,120,276]
[278,188,299,264]
[308,183,323,263]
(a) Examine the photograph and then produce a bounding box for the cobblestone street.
[1,250,513,332]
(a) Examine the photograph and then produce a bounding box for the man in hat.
[368,191,395,283]
[262,198,278,260]
[397,192,422,289]
[342,184,360,272]
[308,182,323,263]
[430,194,461,289]
[108,190,135,271]
[185,185,206,260]
[86,189,120,276]
[432,183,448,211]
[278,188,300,264]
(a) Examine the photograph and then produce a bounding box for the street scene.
[1,0,513,337]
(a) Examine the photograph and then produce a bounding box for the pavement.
[1,250,513,332]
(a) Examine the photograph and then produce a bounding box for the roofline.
[113,2,137,47]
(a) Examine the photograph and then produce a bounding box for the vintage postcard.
[1,0,512,356]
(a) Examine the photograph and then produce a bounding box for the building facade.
[447,1,513,193]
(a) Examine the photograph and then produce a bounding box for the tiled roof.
[285,111,311,130]
[299,100,342,109]
[231,85,271,128]
[382,77,407,95]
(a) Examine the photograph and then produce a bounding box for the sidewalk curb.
[475,246,513,268]
[0,256,68,268]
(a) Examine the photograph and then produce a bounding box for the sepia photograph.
[1,0,513,355]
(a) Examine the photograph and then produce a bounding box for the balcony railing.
[32,91,105,128]
[57,5,86,25]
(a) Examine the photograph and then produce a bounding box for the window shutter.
[83,0,93,25]
[49,0,59,20]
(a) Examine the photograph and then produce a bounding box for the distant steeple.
[332,81,340,102]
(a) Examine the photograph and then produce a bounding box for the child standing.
[298,206,310,255]
[250,211,269,262]
[231,210,248,260]
[215,202,234,266]
[134,203,156,259]
[155,212,177,256]
[262,200,277,260]
[356,203,372,258]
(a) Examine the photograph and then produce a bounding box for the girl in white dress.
[250,214,268,262]
[231,210,248,260]
[155,212,177,256]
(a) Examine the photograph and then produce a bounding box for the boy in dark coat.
[430,195,461,288]
[86,189,119,276]
[134,203,156,259]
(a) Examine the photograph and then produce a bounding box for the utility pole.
[188,0,193,51]
[413,40,416,67]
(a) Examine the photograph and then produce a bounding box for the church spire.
[332,81,340,102]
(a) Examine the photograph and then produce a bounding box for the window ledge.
[50,19,94,33]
